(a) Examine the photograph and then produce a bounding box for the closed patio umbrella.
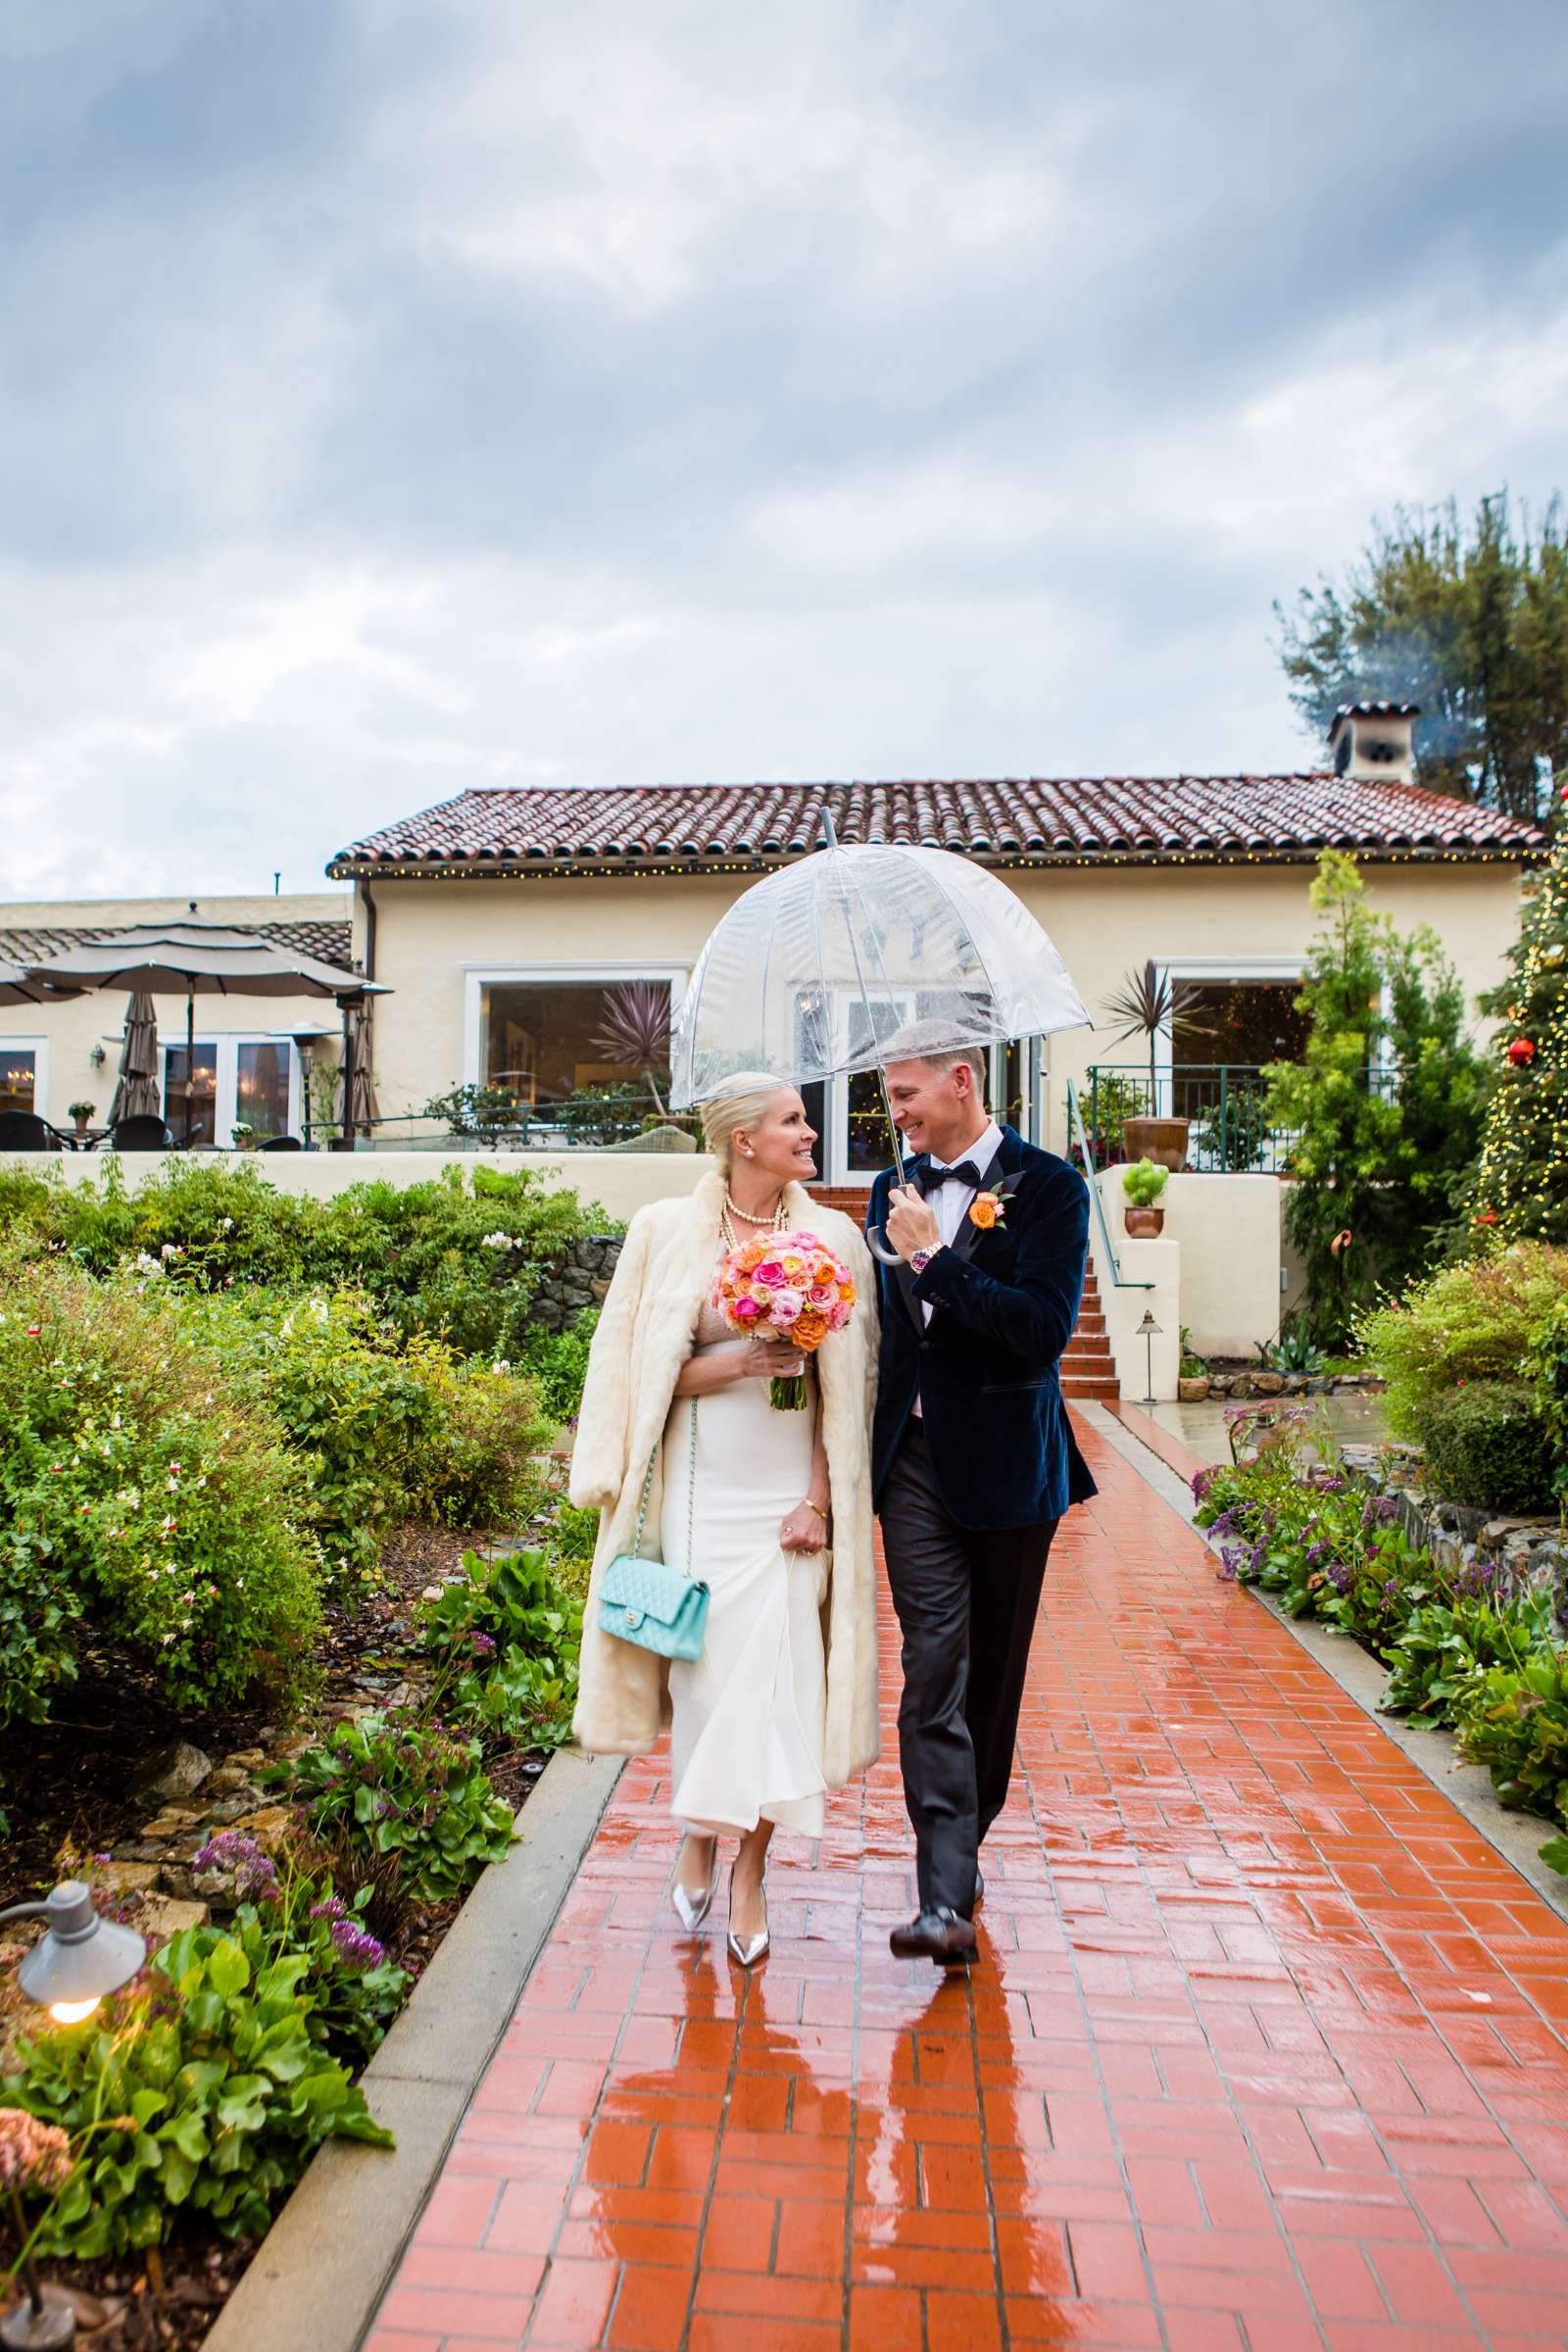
[333,995,380,1145]
[107,992,162,1125]
[22,923,389,1148]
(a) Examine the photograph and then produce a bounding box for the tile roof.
[327,774,1543,877]
[0,918,354,970]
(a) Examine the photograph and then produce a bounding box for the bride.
[569,1074,879,1964]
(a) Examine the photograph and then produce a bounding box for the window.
[475,976,676,1143]
[1173,980,1309,1069]
[236,1041,292,1141]
[164,1044,219,1145]
[0,1047,37,1114]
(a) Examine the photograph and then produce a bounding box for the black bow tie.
[917,1158,982,1193]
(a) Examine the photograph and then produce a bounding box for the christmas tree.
[1473,796,1568,1240]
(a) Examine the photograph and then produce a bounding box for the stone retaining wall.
[528,1234,623,1332]
[1343,1441,1568,1627]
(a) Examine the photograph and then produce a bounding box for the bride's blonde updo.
[700,1072,790,1174]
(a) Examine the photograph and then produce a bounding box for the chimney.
[1327,701,1419,788]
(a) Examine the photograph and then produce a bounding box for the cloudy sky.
[4,0,1567,901]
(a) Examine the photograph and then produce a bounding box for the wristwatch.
[909,1246,941,1276]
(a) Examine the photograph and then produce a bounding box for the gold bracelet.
[798,1496,828,1520]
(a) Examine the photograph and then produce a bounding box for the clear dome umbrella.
[669,818,1091,1255]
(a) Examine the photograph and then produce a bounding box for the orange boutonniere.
[969,1190,1005,1231]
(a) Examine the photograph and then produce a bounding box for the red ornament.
[1508,1037,1537,1066]
[1474,1207,1499,1227]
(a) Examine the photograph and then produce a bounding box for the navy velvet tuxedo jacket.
[866,1126,1098,1531]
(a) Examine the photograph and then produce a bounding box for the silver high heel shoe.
[726,1870,769,1969]
[671,1838,719,1933]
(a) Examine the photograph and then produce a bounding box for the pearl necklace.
[720,1189,789,1251]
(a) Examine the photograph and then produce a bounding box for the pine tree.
[1473,804,1568,1240]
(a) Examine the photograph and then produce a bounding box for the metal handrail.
[1065,1077,1153,1292]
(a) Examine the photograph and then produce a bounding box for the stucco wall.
[350,857,1521,1148]
[1098,1163,1288,1359]
[0,892,353,1131]
[0,1146,714,1226]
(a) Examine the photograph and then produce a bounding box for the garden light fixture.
[1137,1307,1160,1406]
[0,1883,146,2028]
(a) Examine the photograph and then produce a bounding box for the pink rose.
[828,1300,852,1329]
[754,1260,787,1288]
[769,1291,804,1326]
[808,1282,833,1303]
[732,1296,761,1321]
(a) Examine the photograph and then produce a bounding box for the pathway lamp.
[1137,1307,1160,1407]
[0,1885,145,2349]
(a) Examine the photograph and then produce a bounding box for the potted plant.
[1102,960,1213,1169]
[230,1120,256,1151]
[1122,1155,1169,1237]
[67,1099,96,1136]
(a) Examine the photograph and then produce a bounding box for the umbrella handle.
[866,1223,905,1266]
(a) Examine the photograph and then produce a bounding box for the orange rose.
[795,1309,829,1350]
[969,1191,1003,1231]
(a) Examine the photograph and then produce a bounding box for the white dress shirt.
[910,1117,1003,1413]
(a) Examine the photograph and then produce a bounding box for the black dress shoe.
[889,1907,978,1967]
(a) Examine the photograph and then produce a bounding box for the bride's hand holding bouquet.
[711,1228,858,1409]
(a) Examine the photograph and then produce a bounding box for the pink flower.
[808,1282,834,1303]
[828,1301,852,1329]
[754,1260,787,1288]
[732,1296,761,1322]
[770,1291,804,1326]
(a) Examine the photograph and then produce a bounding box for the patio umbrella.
[107,992,162,1125]
[668,818,1090,1257]
[0,958,82,1006]
[333,995,380,1143]
[22,922,388,1148]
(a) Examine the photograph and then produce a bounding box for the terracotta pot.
[1123,1203,1165,1238]
[1123,1115,1189,1171]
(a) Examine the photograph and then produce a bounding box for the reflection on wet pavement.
[369,1415,1568,2352]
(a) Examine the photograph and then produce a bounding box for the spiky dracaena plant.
[1102,960,1214,1095]
[590,983,671,1116]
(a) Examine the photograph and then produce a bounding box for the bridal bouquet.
[711,1228,857,1409]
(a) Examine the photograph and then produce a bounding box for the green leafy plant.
[4,1925,393,2257]
[270,1712,517,1908]
[420,1548,584,1751]
[1362,1244,1568,1435]
[0,1251,320,1727]
[1084,1070,1147,1164]
[1264,1324,1327,1375]
[1457,1649,1568,1833]
[516,1307,599,1423]
[1193,1085,1276,1171]
[1262,852,1484,1348]
[1381,1585,1551,1720]
[1121,1157,1169,1209]
[1102,962,1214,1095]
[1413,1378,1555,1513]
[421,1082,525,1140]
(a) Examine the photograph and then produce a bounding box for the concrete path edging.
[206,1742,624,2352]
[1085,1398,1568,1929]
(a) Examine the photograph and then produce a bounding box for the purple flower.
[1191,1465,1219,1503]
[193,1831,278,1903]
[309,1895,348,1924]
[329,1919,386,1971]
[470,1630,498,1660]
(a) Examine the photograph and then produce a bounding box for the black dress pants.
[880,1419,1057,1918]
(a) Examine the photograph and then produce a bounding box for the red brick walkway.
[368,1416,1568,2351]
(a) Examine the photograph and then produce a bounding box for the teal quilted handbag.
[598,1399,710,1663]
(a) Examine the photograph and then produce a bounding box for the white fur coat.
[568,1172,880,1787]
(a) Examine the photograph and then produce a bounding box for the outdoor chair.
[0,1109,66,1152]
[258,1134,303,1151]
[108,1113,176,1152]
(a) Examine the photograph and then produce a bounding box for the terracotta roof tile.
[327,775,1542,876]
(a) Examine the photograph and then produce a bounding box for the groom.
[867,1025,1096,1965]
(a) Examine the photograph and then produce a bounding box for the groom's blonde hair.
[699,1071,792,1173]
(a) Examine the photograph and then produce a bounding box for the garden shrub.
[5,1923,392,2257]
[1411,1379,1555,1513]
[0,1157,612,1368]
[0,1253,320,1727]
[1360,1242,1568,1437]
[176,1290,552,1578]
[516,1305,599,1424]
[1457,1649,1568,1833]
[1381,1582,1552,1719]
[270,1711,517,1908]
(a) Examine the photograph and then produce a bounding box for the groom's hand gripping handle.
[910,1161,1089,1366]
[884,1184,941,1263]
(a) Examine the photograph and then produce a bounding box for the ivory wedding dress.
[661,1287,829,1839]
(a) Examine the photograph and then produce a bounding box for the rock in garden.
[1253,1372,1286,1396]
[203,1764,254,1795]
[233,1804,294,1849]
[133,1740,213,1802]
[1178,1377,1209,1401]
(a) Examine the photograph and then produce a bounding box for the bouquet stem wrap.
[770,1373,808,1411]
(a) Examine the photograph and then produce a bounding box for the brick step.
[1062,1376,1121,1399]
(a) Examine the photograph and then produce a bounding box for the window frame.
[461,963,691,1101]
[0,1034,47,1119]
[1152,956,1306,1087]
[160,1032,303,1145]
